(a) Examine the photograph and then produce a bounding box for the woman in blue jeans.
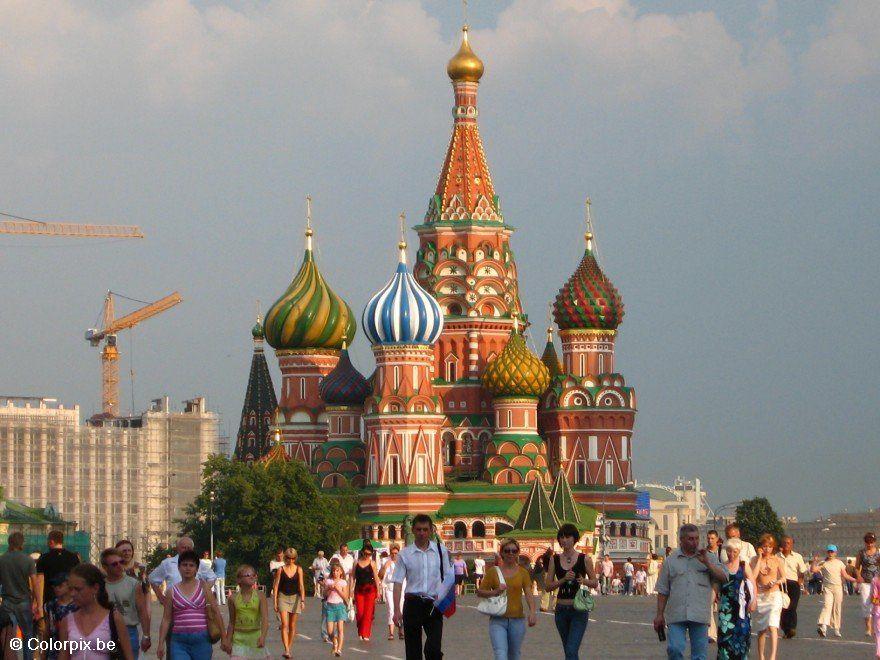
[156,550,228,660]
[545,524,599,660]
[476,538,537,659]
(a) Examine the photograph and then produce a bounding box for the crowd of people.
[1,523,878,660]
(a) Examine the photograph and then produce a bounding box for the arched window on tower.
[299,377,306,400]
[472,521,486,538]
[394,366,400,390]
[609,522,617,536]
[389,525,397,540]
[445,355,459,383]
[598,353,605,374]
[377,525,384,540]
[454,522,467,539]
[579,354,585,375]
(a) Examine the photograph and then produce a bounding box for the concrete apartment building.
[0,395,220,560]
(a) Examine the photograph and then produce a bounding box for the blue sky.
[1,1,877,519]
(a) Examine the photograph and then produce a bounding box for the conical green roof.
[550,470,581,524]
[514,478,560,532]
[540,327,563,380]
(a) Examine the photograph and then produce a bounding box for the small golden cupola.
[447,25,484,83]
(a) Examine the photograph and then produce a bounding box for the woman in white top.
[378,545,404,640]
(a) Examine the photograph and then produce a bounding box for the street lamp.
[209,490,215,559]
[710,501,742,534]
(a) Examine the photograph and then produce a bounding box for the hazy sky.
[2,1,878,520]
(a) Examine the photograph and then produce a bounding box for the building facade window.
[575,460,587,484]
[589,435,598,460]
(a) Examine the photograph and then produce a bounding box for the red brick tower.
[540,200,637,495]
[360,229,448,516]
[413,26,524,473]
[263,198,357,465]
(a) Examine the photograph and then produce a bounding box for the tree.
[735,497,785,546]
[144,543,174,572]
[179,455,360,589]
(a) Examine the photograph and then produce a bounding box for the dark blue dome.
[319,347,371,406]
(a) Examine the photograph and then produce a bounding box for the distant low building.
[784,509,880,557]
[0,499,90,558]
[0,395,219,560]
[639,477,711,552]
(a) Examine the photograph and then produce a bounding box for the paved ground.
[153,592,876,658]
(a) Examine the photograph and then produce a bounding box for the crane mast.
[86,291,182,416]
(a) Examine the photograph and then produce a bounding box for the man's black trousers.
[780,580,800,635]
[403,596,443,659]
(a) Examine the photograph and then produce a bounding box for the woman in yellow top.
[477,538,537,660]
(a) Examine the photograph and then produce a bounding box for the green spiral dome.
[264,249,356,350]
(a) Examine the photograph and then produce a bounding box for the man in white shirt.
[601,555,615,595]
[148,536,215,605]
[310,550,329,598]
[473,556,486,590]
[721,523,757,564]
[623,558,635,595]
[330,543,356,592]
[392,514,453,660]
[777,535,807,638]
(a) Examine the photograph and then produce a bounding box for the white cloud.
[801,0,880,88]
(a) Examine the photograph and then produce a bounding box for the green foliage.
[179,455,361,591]
[735,497,785,546]
[144,543,174,572]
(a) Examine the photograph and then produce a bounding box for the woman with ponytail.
[58,563,133,660]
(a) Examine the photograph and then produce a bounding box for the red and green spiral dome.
[553,234,624,331]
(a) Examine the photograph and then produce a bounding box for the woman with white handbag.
[476,538,537,660]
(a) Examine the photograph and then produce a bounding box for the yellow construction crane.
[0,210,143,238]
[86,291,182,416]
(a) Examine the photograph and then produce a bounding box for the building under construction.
[0,395,219,560]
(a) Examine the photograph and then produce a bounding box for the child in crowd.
[323,563,349,657]
[224,564,269,659]
[44,573,77,659]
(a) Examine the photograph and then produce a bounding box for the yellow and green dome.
[482,327,550,398]
[264,230,356,351]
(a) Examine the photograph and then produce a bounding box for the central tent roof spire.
[427,23,499,224]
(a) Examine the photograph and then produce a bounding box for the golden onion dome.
[447,26,484,83]
[482,325,550,398]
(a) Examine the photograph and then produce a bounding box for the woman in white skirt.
[750,534,785,660]
[378,545,404,640]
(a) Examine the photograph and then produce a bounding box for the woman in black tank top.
[272,548,305,659]
[353,543,381,641]
[545,523,599,660]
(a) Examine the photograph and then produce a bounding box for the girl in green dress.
[224,564,269,659]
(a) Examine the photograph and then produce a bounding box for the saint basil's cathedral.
[234,27,650,560]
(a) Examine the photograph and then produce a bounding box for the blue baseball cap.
[826,544,838,552]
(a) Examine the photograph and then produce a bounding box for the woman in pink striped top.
[157,550,228,659]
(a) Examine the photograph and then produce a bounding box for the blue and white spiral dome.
[363,243,444,345]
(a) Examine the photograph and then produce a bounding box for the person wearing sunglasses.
[101,548,151,659]
[353,542,381,641]
[477,538,537,660]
